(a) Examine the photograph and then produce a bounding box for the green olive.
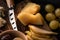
[45,4,54,12]
[49,20,59,30]
[55,8,60,18]
[45,13,56,21]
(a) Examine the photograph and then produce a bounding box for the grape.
[49,20,59,30]
[46,13,56,21]
[55,8,60,18]
[45,4,54,12]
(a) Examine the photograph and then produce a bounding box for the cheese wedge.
[17,3,41,26]
[17,13,43,26]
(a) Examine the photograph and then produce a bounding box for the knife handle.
[6,0,14,8]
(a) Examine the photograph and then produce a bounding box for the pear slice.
[26,35,33,40]
[29,25,57,35]
[26,31,53,40]
[30,30,50,38]
[31,35,53,40]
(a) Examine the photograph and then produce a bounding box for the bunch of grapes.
[45,4,60,30]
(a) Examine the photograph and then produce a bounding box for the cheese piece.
[17,13,43,26]
[17,13,33,25]
[30,13,44,25]
[17,3,42,26]
[19,2,40,15]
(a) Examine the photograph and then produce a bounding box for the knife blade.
[6,0,18,31]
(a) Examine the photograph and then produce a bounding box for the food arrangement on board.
[0,0,60,40]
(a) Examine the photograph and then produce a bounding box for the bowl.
[0,30,28,40]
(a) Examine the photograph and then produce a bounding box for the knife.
[6,0,18,31]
